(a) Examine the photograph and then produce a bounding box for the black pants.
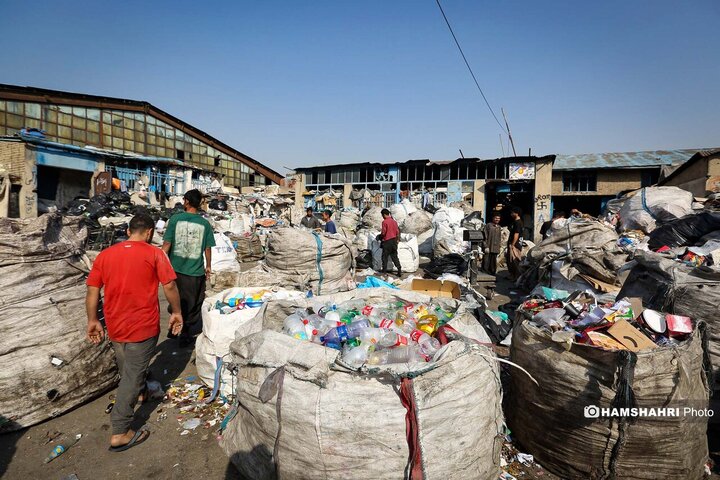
[482,252,498,275]
[381,237,402,274]
[175,272,206,338]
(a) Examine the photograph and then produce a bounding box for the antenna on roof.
[501,108,517,157]
[459,149,465,158]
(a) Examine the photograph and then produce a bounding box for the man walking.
[482,212,502,275]
[300,207,322,229]
[506,207,524,280]
[322,210,337,234]
[86,213,183,452]
[162,189,215,347]
[380,208,402,277]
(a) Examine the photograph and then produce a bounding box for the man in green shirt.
[162,189,215,347]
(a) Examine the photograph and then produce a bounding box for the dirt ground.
[1,268,717,479]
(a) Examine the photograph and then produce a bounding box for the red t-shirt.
[87,241,177,343]
[381,216,400,241]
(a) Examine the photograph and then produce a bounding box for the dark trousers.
[175,272,206,338]
[381,237,402,274]
[111,335,158,435]
[482,252,498,275]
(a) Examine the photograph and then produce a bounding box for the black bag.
[476,308,512,344]
[423,253,468,278]
[648,212,720,249]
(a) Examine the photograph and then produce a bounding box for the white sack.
[370,233,419,272]
[212,232,241,272]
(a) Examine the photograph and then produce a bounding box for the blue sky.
[1,0,718,172]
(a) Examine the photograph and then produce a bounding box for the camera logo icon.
[584,405,600,418]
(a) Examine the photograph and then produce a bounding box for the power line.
[434,0,508,135]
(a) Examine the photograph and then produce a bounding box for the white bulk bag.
[370,233,419,272]
[212,232,240,272]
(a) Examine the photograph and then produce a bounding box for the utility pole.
[501,108,517,157]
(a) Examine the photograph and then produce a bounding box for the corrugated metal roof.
[553,149,712,170]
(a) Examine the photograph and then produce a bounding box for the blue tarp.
[357,276,398,289]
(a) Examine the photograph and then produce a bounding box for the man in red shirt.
[380,208,402,277]
[86,213,183,452]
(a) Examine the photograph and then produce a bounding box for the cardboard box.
[608,319,657,352]
[409,279,461,299]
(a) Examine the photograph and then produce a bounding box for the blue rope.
[312,232,324,295]
[204,356,223,404]
[640,188,657,220]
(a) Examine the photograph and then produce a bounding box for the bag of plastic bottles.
[195,287,305,396]
[220,288,502,480]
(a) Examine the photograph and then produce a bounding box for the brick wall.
[552,169,643,196]
[0,141,27,180]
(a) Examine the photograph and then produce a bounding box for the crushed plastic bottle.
[368,345,423,365]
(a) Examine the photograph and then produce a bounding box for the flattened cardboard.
[628,297,644,320]
[410,279,461,299]
[608,319,657,352]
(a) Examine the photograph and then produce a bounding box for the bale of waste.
[389,199,418,223]
[401,210,433,256]
[228,233,264,262]
[212,232,241,272]
[619,186,694,233]
[361,206,385,230]
[432,206,467,257]
[220,288,503,480]
[508,320,710,480]
[333,209,361,231]
[449,201,474,216]
[195,287,305,396]
[264,228,356,294]
[524,219,627,287]
[370,232,419,272]
[0,215,118,432]
[618,250,720,386]
[212,214,253,236]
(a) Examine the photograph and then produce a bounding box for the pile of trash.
[431,206,468,257]
[220,288,503,480]
[508,287,712,479]
[280,297,457,366]
[164,377,232,435]
[516,288,697,351]
[195,287,306,396]
[520,218,627,297]
[0,214,118,432]
[618,186,695,233]
[618,250,720,386]
[263,227,356,294]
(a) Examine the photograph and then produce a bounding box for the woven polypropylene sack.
[220,288,503,480]
[264,228,355,294]
[508,320,710,480]
[619,187,694,233]
[370,233,420,272]
[0,215,118,432]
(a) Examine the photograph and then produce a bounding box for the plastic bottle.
[410,329,441,356]
[321,318,371,345]
[324,304,341,324]
[44,445,65,463]
[283,313,308,340]
[359,327,386,345]
[343,343,373,367]
[417,315,439,335]
[367,345,423,365]
[378,331,410,348]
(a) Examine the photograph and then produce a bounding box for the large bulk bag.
[264,228,356,295]
[212,232,241,272]
[333,209,361,231]
[618,251,720,386]
[0,215,118,432]
[195,287,305,396]
[370,233,419,272]
[508,320,711,480]
[618,186,694,233]
[212,214,253,236]
[228,233,264,262]
[361,206,385,231]
[220,288,503,480]
[389,199,418,223]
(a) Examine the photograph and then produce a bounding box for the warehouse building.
[658,149,720,197]
[551,149,704,216]
[294,155,555,242]
[0,84,282,190]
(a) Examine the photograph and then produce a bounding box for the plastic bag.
[423,253,468,279]
[648,212,720,250]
